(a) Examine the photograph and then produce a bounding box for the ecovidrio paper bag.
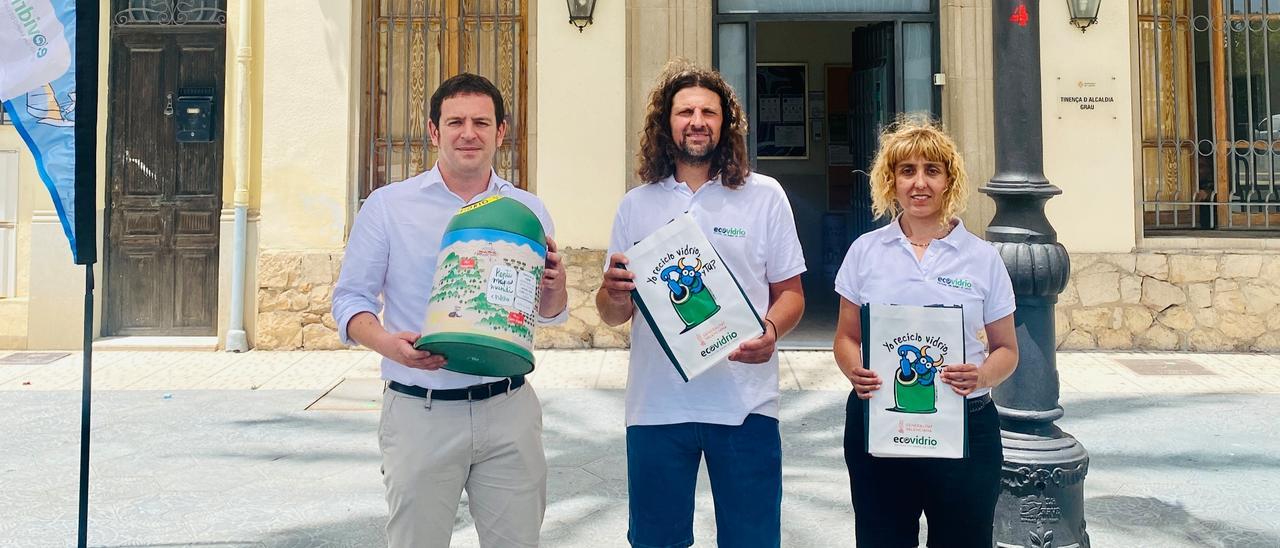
[861,303,968,459]
[624,214,764,381]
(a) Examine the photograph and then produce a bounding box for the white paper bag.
[862,303,968,459]
[625,214,765,381]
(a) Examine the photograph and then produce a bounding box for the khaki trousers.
[379,383,546,548]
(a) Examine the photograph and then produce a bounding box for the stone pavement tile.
[0,359,88,391]
[87,351,211,390]
[777,352,801,391]
[306,377,383,412]
[594,349,629,389]
[1057,361,1148,393]
[0,351,127,389]
[6,379,1280,546]
[125,361,232,390]
[1085,483,1280,548]
[1195,354,1280,391]
[531,350,603,389]
[153,463,277,495]
[578,453,628,487]
[1060,391,1280,530]
[0,351,132,391]
[546,467,607,501]
[780,390,848,435]
[0,361,58,388]
[1107,373,1273,394]
[786,351,847,391]
[3,521,76,548]
[540,499,628,548]
[542,388,624,469]
[1058,374,1084,393]
[1098,352,1280,394]
[347,350,384,377]
[1057,352,1103,366]
[189,350,308,390]
[1076,469,1127,499]
[258,350,368,390]
[781,480,857,546]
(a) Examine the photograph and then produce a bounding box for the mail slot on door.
[175,88,215,142]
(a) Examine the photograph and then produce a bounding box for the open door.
[848,22,896,239]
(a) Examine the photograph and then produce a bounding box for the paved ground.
[1,349,1278,547]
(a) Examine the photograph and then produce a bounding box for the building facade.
[0,0,1276,352]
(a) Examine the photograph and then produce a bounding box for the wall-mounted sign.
[1055,76,1117,120]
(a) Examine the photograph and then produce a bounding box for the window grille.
[1140,0,1280,232]
[112,0,227,26]
[360,0,527,198]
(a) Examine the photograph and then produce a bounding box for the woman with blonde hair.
[831,116,1019,547]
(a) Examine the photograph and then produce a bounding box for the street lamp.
[566,0,597,32]
[1067,0,1102,32]
[987,1,1090,547]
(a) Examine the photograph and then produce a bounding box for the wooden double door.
[105,28,224,336]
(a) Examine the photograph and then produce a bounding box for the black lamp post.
[984,1,1090,546]
[566,0,597,32]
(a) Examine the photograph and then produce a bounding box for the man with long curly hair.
[595,61,806,548]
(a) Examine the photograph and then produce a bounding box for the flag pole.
[77,265,93,548]
[74,2,100,547]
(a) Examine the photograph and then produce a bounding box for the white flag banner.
[1,0,88,262]
[863,303,968,459]
[0,0,72,100]
[625,213,764,382]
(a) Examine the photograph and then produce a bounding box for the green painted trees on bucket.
[416,196,546,377]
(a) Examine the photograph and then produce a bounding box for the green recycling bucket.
[891,368,937,414]
[672,285,720,333]
[415,196,546,377]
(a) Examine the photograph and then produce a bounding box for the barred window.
[360,0,527,198]
[1140,0,1280,232]
[111,0,227,26]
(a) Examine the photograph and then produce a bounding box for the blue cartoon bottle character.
[661,257,720,333]
[890,344,943,414]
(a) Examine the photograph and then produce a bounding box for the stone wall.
[255,248,1280,352]
[1057,251,1280,351]
[533,248,630,349]
[256,251,345,350]
[253,248,626,350]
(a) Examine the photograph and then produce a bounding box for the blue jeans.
[625,414,782,548]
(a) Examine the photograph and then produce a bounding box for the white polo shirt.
[606,172,807,427]
[833,217,1015,399]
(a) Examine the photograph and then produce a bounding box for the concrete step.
[92,336,219,352]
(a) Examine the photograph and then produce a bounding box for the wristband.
[764,318,778,338]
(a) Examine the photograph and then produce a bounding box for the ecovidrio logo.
[892,435,939,447]
[712,226,747,238]
[0,0,70,101]
[9,0,51,57]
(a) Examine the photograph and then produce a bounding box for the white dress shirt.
[332,165,566,390]
[606,172,807,427]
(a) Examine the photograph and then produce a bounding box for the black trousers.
[843,390,1003,548]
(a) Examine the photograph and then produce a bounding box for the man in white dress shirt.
[332,73,567,548]
[596,62,806,548]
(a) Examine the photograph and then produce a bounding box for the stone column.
[940,0,998,235]
[626,0,713,190]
